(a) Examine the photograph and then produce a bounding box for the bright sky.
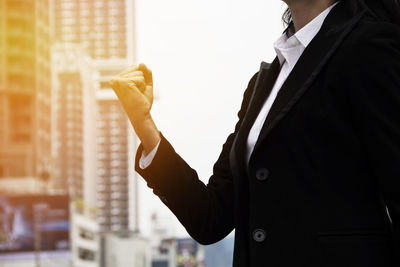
[135,0,288,237]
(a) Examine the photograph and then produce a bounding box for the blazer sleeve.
[134,72,259,245]
[346,24,400,261]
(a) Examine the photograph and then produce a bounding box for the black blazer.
[135,1,400,266]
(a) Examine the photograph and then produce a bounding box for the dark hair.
[282,0,400,27]
[282,7,292,27]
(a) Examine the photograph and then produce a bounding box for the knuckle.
[133,76,145,83]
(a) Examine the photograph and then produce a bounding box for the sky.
[135,0,288,237]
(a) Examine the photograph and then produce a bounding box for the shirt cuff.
[138,139,161,169]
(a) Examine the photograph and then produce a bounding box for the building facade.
[53,0,135,62]
[0,0,52,183]
[53,0,138,232]
[96,90,137,232]
[51,44,98,208]
[70,203,101,267]
[101,232,151,267]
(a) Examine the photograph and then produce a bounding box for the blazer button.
[255,168,270,181]
[253,229,266,242]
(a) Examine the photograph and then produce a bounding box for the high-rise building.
[53,0,135,63]
[0,0,52,185]
[51,44,98,209]
[53,0,138,233]
[96,90,138,232]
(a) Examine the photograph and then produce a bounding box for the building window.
[12,134,31,143]
[79,228,95,241]
[78,247,96,261]
[110,176,120,182]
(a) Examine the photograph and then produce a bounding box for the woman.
[110,0,400,266]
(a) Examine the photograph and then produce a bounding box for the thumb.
[138,63,153,86]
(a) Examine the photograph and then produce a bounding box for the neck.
[287,0,335,32]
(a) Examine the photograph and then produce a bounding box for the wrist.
[133,113,153,129]
[132,115,161,154]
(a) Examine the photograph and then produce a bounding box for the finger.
[118,65,140,76]
[110,75,144,88]
[119,71,144,79]
[138,63,153,86]
[114,77,146,93]
[112,79,143,100]
[113,84,143,111]
[110,72,143,89]
[129,77,146,90]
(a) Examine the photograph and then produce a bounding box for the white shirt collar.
[274,1,339,68]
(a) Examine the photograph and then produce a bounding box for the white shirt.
[245,2,338,164]
[140,2,338,170]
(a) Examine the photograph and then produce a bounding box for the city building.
[51,43,98,209]
[151,238,205,267]
[203,235,234,267]
[0,195,71,267]
[100,232,151,267]
[70,203,101,267]
[96,90,138,232]
[53,0,135,63]
[149,212,178,252]
[53,0,139,233]
[0,0,52,185]
[0,252,70,267]
[0,177,48,195]
[151,238,176,267]
[149,214,205,267]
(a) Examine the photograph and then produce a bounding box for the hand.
[110,63,161,153]
[109,63,154,127]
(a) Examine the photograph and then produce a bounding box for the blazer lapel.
[249,1,367,163]
[237,58,281,150]
[229,59,281,180]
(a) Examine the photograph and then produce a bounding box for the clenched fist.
[109,63,154,125]
[110,63,161,154]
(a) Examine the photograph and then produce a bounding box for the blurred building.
[96,90,138,232]
[151,238,176,267]
[70,203,100,267]
[149,214,206,267]
[53,0,139,233]
[203,235,234,267]
[152,238,205,267]
[0,195,71,267]
[150,213,177,252]
[100,232,151,267]
[0,253,70,267]
[0,0,52,185]
[53,0,135,62]
[51,44,98,209]
[0,176,49,195]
